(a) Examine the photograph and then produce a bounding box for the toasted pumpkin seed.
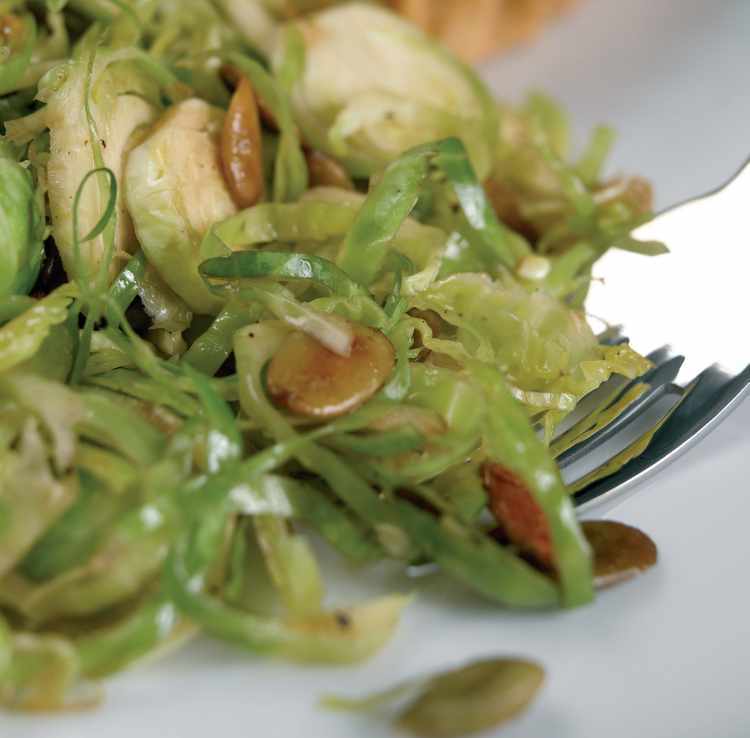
[221,76,265,208]
[582,520,657,589]
[267,323,395,419]
[306,149,354,190]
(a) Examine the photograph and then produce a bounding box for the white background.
[4,1,749,736]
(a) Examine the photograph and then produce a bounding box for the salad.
[0,0,664,728]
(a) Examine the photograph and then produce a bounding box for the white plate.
[5,1,749,736]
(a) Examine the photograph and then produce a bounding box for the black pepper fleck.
[334,611,351,629]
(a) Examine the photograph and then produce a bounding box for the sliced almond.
[221,76,265,209]
[267,323,395,419]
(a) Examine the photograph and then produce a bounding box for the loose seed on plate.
[397,658,546,738]
[582,520,658,589]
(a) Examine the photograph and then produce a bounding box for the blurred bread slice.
[385,0,577,61]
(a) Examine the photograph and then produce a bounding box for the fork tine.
[551,345,674,457]
[557,353,685,469]
[643,364,750,455]
[573,364,750,509]
[643,345,673,368]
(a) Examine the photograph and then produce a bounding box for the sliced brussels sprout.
[125,98,238,314]
[301,186,448,293]
[409,271,649,434]
[217,0,351,57]
[38,56,158,284]
[0,629,82,712]
[0,372,84,579]
[266,321,395,418]
[0,149,44,297]
[0,450,77,580]
[137,264,193,357]
[278,2,497,178]
[215,0,280,56]
[368,405,447,437]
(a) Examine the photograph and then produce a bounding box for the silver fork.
[557,159,750,511]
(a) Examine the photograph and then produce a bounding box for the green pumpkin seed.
[396,658,545,738]
[323,657,545,737]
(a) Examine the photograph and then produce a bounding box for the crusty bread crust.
[386,0,577,60]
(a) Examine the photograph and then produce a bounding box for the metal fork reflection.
[560,159,750,510]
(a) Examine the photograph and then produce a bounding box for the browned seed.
[266,323,395,419]
[582,520,658,589]
[221,76,265,209]
[305,149,355,190]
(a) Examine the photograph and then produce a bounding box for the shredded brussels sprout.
[0,0,663,720]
